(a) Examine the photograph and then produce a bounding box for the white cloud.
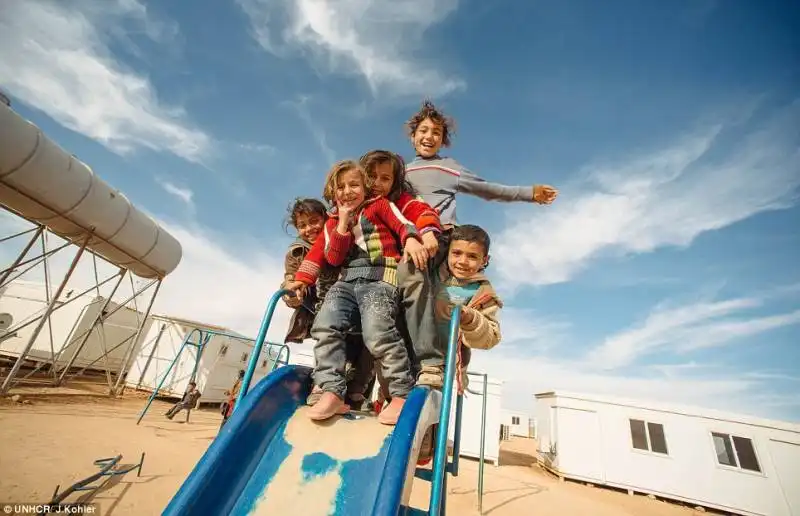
[236,0,465,98]
[0,0,210,163]
[157,179,195,208]
[585,295,800,370]
[494,99,800,287]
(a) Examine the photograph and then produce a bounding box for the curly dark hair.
[284,197,327,232]
[405,99,456,147]
[359,149,416,202]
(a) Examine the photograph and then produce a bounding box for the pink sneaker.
[377,397,405,425]
[307,392,350,421]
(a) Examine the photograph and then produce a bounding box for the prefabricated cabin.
[535,391,800,516]
[126,315,287,404]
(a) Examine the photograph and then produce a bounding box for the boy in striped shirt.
[399,100,558,388]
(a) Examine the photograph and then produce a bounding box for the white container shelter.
[126,315,286,405]
[448,374,503,466]
[502,409,532,438]
[0,280,143,372]
[535,391,800,516]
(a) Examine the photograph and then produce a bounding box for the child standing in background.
[286,160,427,424]
[399,100,558,388]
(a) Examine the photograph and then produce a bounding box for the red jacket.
[295,197,421,287]
[395,192,442,235]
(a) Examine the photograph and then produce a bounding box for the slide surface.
[163,365,440,516]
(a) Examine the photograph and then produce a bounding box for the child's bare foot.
[377,397,405,425]
[307,391,350,421]
[306,385,324,406]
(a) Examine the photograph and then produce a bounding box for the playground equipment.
[163,289,488,515]
[136,325,290,425]
[50,453,145,505]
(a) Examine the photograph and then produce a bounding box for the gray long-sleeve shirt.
[405,156,534,227]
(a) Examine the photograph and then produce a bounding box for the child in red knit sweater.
[286,159,428,424]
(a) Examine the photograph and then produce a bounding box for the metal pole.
[429,306,461,516]
[235,289,292,408]
[451,394,464,476]
[136,329,198,425]
[183,332,210,423]
[478,373,488,514]
[0,241,73,287]
[113,278,161,395]
[0,236,89,394]
[136,323,166,389]
[55,269,126,385]
[40,230,57,381]
[0,225,43,285]
[0,225,37,244]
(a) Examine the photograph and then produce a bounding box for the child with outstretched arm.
[285,159,427,425]
[399,100,557,388]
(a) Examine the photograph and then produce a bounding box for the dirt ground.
[0,390,711,516]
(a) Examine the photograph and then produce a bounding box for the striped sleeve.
[323,219,353,267]
[295,236,324,285]
[396,192,442,234]
[380,199,419,245]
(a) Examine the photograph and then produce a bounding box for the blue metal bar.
[136,329,202,425]
[184,332,212,423]
[50,452,145,504]
[429,306,461,516]
[451,394,464,476]
[235,289,293,408]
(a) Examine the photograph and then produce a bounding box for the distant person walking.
[220,370,245,429]
[165,382,201,420]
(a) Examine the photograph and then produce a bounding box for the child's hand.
[336,204,357,234]
[533,185,558,204]
[283,281,307,305]
[403,238,429,271]
[421,231,439,258]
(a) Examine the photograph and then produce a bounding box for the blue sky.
[1,0,798,420]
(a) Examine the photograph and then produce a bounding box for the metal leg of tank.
[135,323,167,389]
[113,278,161,396]
[50,268,126,386]
[0,236,89,395]
[0,224,43,286]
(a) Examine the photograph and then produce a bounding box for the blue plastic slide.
[163,290,466,515]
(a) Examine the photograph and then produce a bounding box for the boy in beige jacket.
[418,223,504,463]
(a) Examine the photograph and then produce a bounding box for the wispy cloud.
[494,99,800,288]
[283,95,335,163]
[585,294,800,370]
[0,0,210,163]
[236,0,465,98]
[157,179,195,209]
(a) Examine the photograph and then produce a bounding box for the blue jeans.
[311,279,414,399]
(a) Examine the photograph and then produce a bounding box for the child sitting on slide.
[286,160,428,425]
[280,197,373,409]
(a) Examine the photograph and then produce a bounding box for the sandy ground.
[0,391,711,516]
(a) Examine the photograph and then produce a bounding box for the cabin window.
[512,416,520,425]
[240,352,249,362]
[219,345,229,357]
[629,419,669,455]
[711,432,761,473]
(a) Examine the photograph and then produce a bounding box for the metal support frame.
[136,324,290,425]
[0,234,90,394]
[0,211,167,395]
[465,372,489,514]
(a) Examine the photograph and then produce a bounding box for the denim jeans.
[311,279,414,399]
[397,228,452,369]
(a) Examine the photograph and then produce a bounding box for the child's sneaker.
[377,397,406,425]
[307,391,350,421]
[417,365,444,389]
[306,385,324,406]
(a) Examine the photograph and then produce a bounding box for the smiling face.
[294,212,324,244]
[447,239,488,280]
[371,161,395,197]
[413,117,444,158]
[335,168,366,210]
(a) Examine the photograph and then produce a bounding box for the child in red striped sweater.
[286,159,428,424]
